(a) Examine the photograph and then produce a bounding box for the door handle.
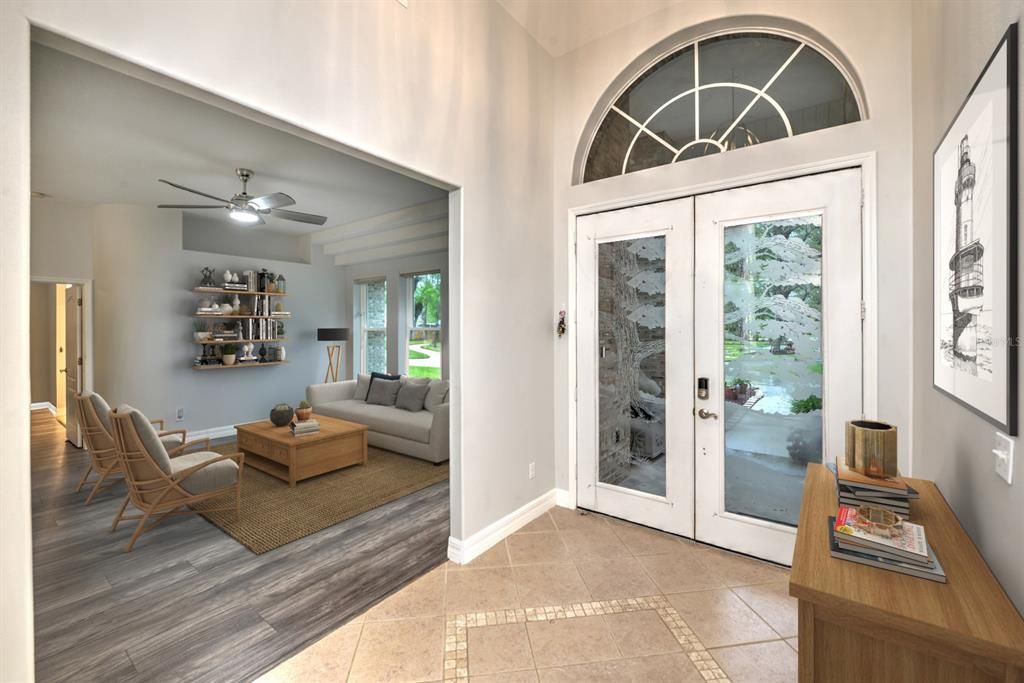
[59,368,67,374]
[698,409,718,420]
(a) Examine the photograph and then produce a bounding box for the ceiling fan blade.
[269,208,328,225]
[157,204,226,209]
[158,179,232,204]
[248,192,295,211]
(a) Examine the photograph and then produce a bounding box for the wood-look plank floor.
[29,410,450,683]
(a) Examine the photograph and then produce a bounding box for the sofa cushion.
[395,381,430,412]
[118,404,172,474]
[170,451,238,495]
[425,380,450,413]
[317,400,433,443]
[401,375,431,385]
[367,378,401,406]
[354,374,372,401]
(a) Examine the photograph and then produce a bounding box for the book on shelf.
[828,518,946,582]
[833,504,930,564]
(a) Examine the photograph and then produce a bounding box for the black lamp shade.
[317,328,350,342]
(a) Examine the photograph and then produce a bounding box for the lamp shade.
[317,327,350,342]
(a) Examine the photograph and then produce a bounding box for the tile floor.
[257,508,798,683]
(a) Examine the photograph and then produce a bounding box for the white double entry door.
[576,169,863,565]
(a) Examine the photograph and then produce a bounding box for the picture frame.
[933,22,1018,435]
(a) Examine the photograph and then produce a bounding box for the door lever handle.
[698,409,718,420]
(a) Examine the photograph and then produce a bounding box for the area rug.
[192,444,449,554]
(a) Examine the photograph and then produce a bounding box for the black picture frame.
[932,22,1018,435]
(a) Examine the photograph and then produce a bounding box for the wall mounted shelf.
[193,287,287,297]
[191,361,289,371]
[192,338,287,345]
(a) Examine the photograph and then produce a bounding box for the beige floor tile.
[547,507,608,532]
[697,547,790,587]
[732,580,798,637]
[468,623,535,676]
[667,589,778,648]
[450,542,512,571]
[536,653,703,682]
[506,532,571,565]
[470,671,540,683]
[786,636,798,651]
[559,527,631,561]
[526,614,618,668]
[603,610,680,657]
[255,621,362,683]
[575,556,659,600]
[514,512,556,534]
[446,567,520,614]
[606,520,690,556]
[366,565,446,621]
[512,563,591,606]
[637,549,722,594]
[711,640,798,683]
[348,616,444,683]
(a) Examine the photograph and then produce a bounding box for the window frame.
[401,270,443,379]
[355,278,387,375]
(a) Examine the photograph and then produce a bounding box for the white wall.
[342,251,449,381]
[549,1,915,496]
[2,3,556,677]
[29,283,55,405]
[910,0,1024,611]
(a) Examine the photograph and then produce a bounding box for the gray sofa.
[306,377,449,464]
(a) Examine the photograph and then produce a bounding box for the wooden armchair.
[74,392,209,506]
[110,405,244,552]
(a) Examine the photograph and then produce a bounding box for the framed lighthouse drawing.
[933,22,1018,435]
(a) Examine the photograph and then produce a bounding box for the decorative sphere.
[269,403,293,427]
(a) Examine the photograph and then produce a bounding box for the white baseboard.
[448,489,558,565]
[188,424,237,441]
[555,487,574,509]
[30,402,56,415]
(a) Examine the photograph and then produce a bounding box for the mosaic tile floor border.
[442,595,729,681]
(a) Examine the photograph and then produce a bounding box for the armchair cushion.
[170,451,239,495]
[160,433,185,450]
[118,404,173,474]
[86,392,113,433]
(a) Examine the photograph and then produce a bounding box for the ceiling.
[30,44,446,236]
[497,0,685,57]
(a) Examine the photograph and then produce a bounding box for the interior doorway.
[32,280,88,446]
[576,169,864,564]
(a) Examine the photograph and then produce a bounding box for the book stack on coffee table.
[828,504,946,582]
[290,418,320,436]
[827,460,919,517]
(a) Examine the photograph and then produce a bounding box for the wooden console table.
[790,464,1024,682]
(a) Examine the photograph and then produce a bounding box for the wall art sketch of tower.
[948,134,984,367]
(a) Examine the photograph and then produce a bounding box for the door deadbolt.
[697,377,709,400]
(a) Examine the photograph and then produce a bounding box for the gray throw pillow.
[395,381,430,412]
[366,378,401,406]
[424,380,450,413]
[354,374,372,401]
[401,375,431,386]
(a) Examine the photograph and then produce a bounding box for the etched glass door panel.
[722,216,822,526]
[598,236,667,496]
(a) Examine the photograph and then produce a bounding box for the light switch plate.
[993,432,1014,484]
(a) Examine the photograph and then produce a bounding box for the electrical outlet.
[993,432,1014,484]
[529,462,535,479]
[176,407,185,422]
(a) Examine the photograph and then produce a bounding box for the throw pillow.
[366,378,401,407]
[424,380,450,413]
[401,375,431,385]
[354,373,372,401]
[395,381,430,412]
[369,371,400,394]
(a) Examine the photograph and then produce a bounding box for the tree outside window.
[407,272,442,379]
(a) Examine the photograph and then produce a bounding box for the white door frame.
[567,152,879,513]
[30,276,95,403]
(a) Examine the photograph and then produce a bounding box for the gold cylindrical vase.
[845,420,898,477]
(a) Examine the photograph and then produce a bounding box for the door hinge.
[77,298,83,306]
[860,300,866,320]
[77,357,83,366]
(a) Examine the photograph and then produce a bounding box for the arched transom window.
[583,31,862,183]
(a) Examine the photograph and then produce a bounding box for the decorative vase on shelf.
[276,274,286,293]
[278,346,286,362]
[219,303,233,315]
[223,269,233,284]
[231,272,240,283]
[232,294,241,313]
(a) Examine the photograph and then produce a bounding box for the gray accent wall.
[911,0,1024,611]
[32,200,346,433]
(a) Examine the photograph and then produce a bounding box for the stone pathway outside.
[257,508,798,683]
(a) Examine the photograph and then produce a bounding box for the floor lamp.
[318,328,349,383]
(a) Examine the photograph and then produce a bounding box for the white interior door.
[64,284,83,447]
[693,169,863,564]
[577,197,694,536]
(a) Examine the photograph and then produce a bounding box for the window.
[356,279,387,374]
[404,272,442,379]
[583,31,862,182]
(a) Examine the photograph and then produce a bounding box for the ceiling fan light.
[229,207,260,224]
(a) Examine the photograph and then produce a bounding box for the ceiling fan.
[157,168,327,226]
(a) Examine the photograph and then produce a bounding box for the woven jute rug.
[192,444,449,554]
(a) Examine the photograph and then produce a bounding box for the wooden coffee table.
[234,415,368,487]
